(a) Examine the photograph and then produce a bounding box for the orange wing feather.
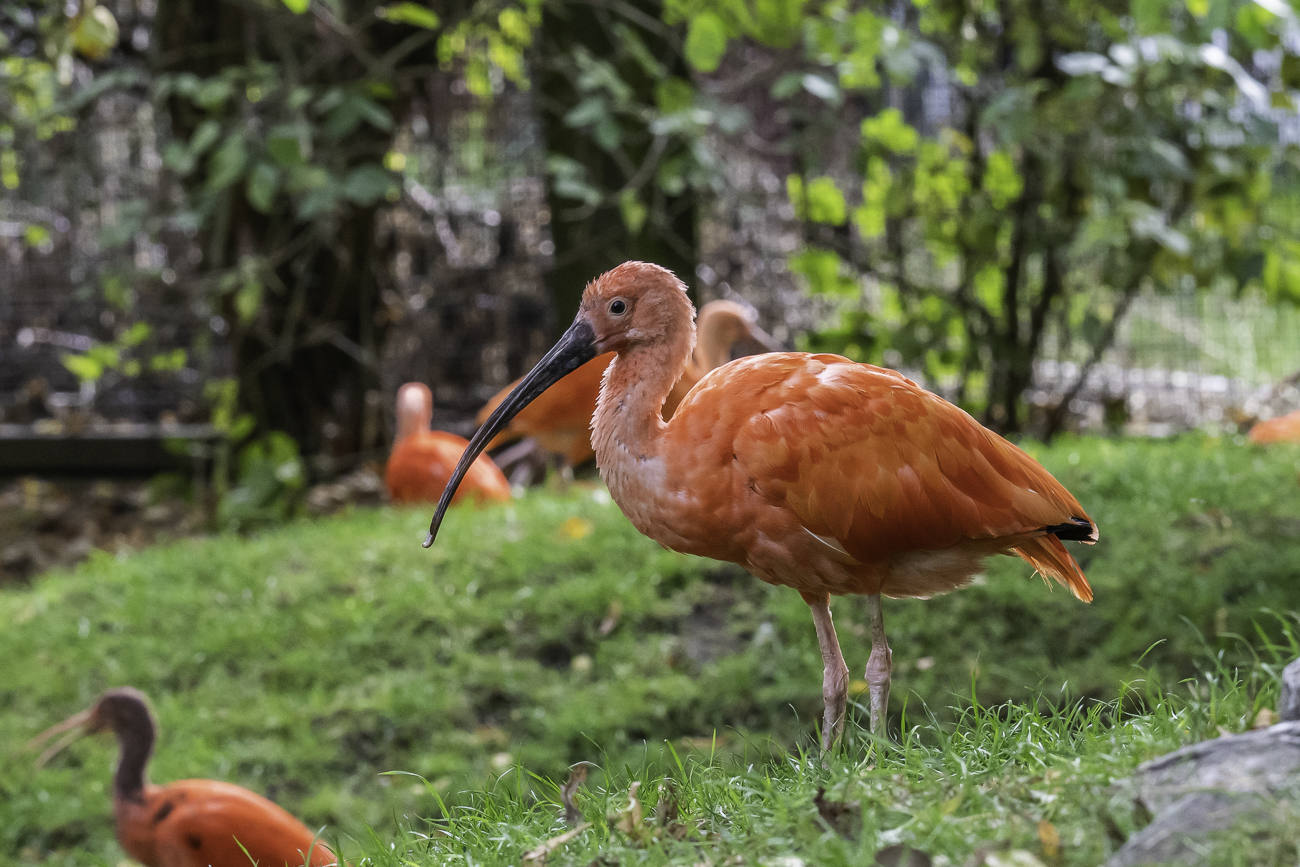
[118,781,338,867]
[666,354,1095,601]
[386,431,511,505]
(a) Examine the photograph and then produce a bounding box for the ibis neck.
[592,315,695,470]
[111,716,154,801]
[693,309,736,373]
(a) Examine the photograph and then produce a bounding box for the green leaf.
[789,247,859,296]
[983,151,1023,209]
[788,176,847,225]
[655,78,695,115]
[188,119,222,156]
[22,224,50,248]
[246,162,280,214]
[498,7,531,44]
[685,12,729,73]
[72,5,119,61]
[150,349,188,372]
[861,108,918,154]
[974,265,1004,315]
[281,0,310,13]
[267,124,309,166]
[163,142,196,174]
[381,3,441,30]
[1282,55,1300,89]
[122,322,151,347]
[206,133,248,191]
[235,277,263,324]
[62,353,103,383]
[194,78,233,112]
[342,164,398,206]
[854,157,892,238]
[619,189,648,234]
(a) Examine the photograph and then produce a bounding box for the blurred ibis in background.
[30,687,339,867]
[1249,409,1300,444]
[476,300,784,477]
[385,382,511,506]
[425,261,1098,747]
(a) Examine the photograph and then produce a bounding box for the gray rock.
[1279,658,1300,722]
[1105,792,1275,867]
[1106,722,1300,866]
[1129,721,1300,812]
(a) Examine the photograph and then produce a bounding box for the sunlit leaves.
[684,12,729,72]
[787,175,847,225]
[280,0,310,13]
[983,151,1023,210]
[861,108,918,154]
[72,4,120,61]
[378,3,441,30]
[437,1,539,96]
[790,247,859,296]
[854,157,892,239]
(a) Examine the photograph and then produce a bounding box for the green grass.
[2,435,1300,865]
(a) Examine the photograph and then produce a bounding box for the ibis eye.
[609,299,627,315]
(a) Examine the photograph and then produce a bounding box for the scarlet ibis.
[425,261,1097,745]
[29,687,339,867]
[385,382,511,505]
[476,300,783,474]
[1249,409,1300,444]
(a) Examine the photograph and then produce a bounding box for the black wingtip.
[1044,517,1097,542]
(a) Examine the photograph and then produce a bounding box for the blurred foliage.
[6,0,1300,449]
[2,436,1299,862]
[659,0,1300,434]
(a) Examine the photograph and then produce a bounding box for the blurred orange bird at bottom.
[385,382,511,505]
[30,688,340,867]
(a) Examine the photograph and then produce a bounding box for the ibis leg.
[864,593,892,740]
[803,591,849,750]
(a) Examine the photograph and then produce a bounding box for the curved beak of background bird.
[424,317,598,547]
[28,708,95,768]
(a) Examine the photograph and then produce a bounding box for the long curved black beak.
[424,318,598,547]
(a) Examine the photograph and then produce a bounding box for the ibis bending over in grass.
[30,687,339,867]
[386,382,511,506]
[425,261,1098,746]
[476,300,785,475]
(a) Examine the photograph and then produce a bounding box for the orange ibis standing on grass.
[30,687,339,867]
[424,262,1098,746]
[476,300,784,474]
[385,382,512,505]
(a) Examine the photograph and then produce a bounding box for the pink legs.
[865,593,892,741]
[805,591,892,748]
[805,592,849,749]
